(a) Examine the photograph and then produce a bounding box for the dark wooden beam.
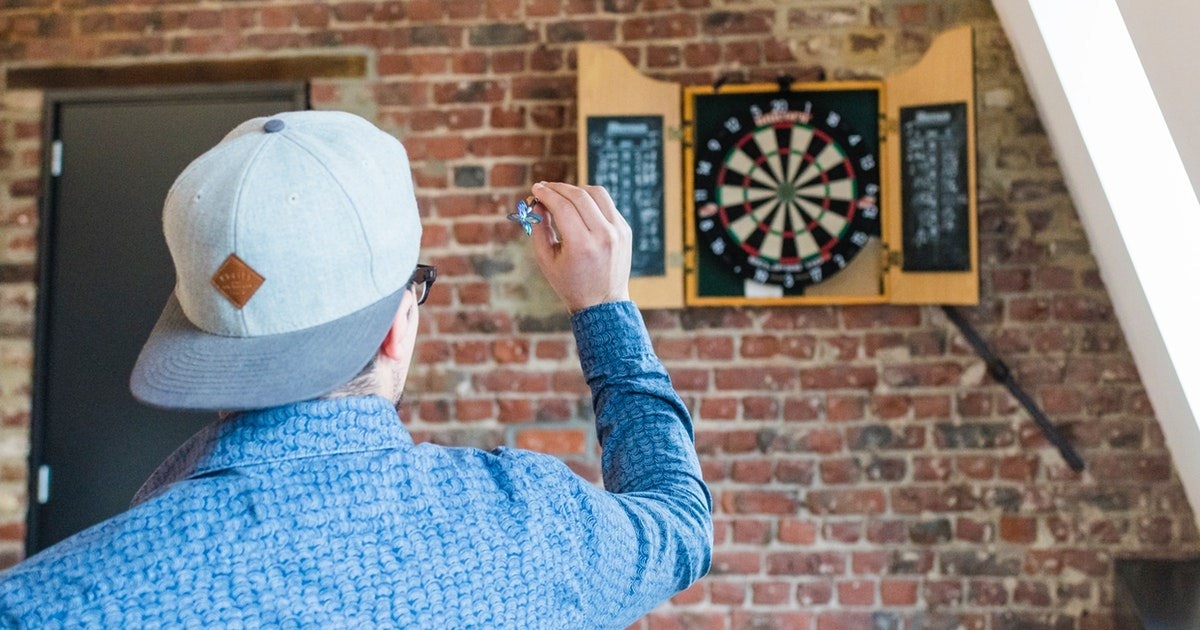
[7,55,366,90]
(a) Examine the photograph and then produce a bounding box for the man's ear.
[379,290,416,361]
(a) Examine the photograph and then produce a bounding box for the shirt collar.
[139,396,412,500]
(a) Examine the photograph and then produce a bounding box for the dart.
[507,196,543,236]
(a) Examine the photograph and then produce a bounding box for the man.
[0,110,711,627]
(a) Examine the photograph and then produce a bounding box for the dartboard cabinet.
[578,26,978,308]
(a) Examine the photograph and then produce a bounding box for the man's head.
[130,110,422,411]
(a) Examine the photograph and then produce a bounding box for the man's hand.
[529,182,632,312]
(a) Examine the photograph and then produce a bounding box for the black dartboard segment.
[693,93,881,290]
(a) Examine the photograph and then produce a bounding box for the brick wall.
[1,0,1197,627]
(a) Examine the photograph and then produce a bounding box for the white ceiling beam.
[993,0,1200,518]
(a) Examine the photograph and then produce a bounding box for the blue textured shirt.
[0,301,712,628]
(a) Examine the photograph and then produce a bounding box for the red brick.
[710,551,760,575]
[803,428,843,454]
[842,304,921,329]
[645,45,680,68]
[825,395,865,421]
[998,454,1039,482]
[723,41,761,65]
[515,428,585,454]
[497,399,533,423]
[468,135,544,157]
[646,612,723,630]
[708,579,744,605]
[924,579,964,606]
[418,399,450,422]
[415,338,450,363]
[956,517,992,543]
[968,580,1007,606]
[715,367,799,391]
[796,580,833,605]
[472,368,547,393]
[455,398,494,422]
[818,612,876,630]
[622,13,697,40]
[772,458,811,484]
[751,581,790,605]
[452,221,492,245]
[683,42,720,67]
[732,612,814,630]
[866,519,907,544]
[999,515,1037,543]
[404,135,467,160]
[800,366,877,389]
[881,579,918,605]
[768,552,844,576]
[836,579,874,606]
[851,550,889,575]
[778,518,816,544]
[870,393,910,419]
[492,338,529,363]
[819,458,860,484]
[695,336,733,359]
[456,282,490,305]
[823,521,861,544]
[453,341,488,364]
[806,489,886,515]
[784,395,822,421]
[698,397,737,420]
[721,490,799,515]
[882,362,963,387]
[720,430,758,453]
[956,455,995,480]
[731,460,773,484]
[913,394,952,418]
[1013,580,1051,606]
[731,519,771,544]
[534,340,568,360]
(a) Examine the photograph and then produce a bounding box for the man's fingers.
[540,182,613,234]
[530,204,560,265]
[532,182,589,239]
[583,185,626,228]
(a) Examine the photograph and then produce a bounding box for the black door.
[29,84,308,553]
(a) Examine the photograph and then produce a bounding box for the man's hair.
[325,357,385,399]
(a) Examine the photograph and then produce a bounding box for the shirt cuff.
[571,300,657,379]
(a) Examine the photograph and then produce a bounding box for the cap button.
[263,119,285,133]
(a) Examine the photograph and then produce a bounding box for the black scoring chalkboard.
[899,102,970,272]
[586,115,665,277]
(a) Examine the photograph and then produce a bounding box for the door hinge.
[50,140,63,177]
[36,464,50,504]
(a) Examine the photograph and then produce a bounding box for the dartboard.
[693,92,881,290]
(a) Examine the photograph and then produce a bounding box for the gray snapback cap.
[131,110,421,411]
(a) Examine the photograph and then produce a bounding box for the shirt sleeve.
[568,300,713,623]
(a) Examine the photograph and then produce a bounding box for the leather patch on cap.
[211,254,264,309]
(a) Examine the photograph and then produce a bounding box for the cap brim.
[130,286,406,412]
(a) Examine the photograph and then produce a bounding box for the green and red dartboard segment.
[693,92,881,290]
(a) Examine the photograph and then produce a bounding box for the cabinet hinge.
[883,246,902,272]
[880,114,899,137]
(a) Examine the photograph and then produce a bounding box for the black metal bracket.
[776,75,794,93]
[942,306,1085,472]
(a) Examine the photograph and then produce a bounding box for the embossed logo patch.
[211,253,264,309]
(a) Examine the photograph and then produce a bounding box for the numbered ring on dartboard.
[693,97,881,290]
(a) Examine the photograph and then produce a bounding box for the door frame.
[26,82,309,553]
